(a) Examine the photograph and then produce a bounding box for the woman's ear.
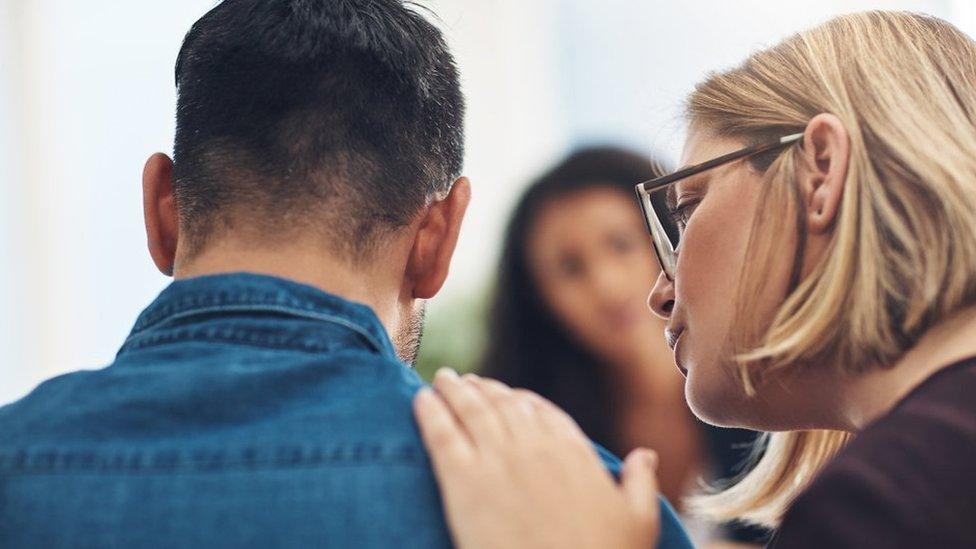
[406,177,472,299]
[142,153,179,276]
[798,113,850,234]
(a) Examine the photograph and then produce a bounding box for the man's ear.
[406,177,472,299]
[142,153,179,276]
[798,113,850,234]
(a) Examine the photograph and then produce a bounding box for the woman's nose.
[647,270,675,319]
[589,259,630,303]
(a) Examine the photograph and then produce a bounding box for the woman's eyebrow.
[673,174,709,200]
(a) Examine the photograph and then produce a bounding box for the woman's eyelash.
[667,199,701,227]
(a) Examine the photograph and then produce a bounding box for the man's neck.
[173,240,402,337]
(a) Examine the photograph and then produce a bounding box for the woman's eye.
[668,199,701,231]
[608,233,635,254]
[557,255,584,278]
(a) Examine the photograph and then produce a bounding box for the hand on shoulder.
[413,368,661,549]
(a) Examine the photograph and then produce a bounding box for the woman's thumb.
[622,448,661,525]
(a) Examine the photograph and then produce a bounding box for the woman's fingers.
[471,377,539,439]
[622,448,661,529]
[522,390,587,437]
[415,374,662,549]
[426,371,600,467]
[414,387,474,472]
[432,368,507,447]
[472,377,604,474]
[469,377,591,449]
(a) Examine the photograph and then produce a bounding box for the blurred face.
[648,127,797,428]
[527,186,665,366]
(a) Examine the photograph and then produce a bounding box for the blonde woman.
[413,11,976,548]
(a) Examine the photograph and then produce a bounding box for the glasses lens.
[649,185,680,249]
[639,185,680,279]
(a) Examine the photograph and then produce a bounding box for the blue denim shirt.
[0,273,692,548]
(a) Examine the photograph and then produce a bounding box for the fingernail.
[628,448,656,469]
[416,387,435,402]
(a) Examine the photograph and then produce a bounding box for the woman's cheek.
[547,283,598,344]
[672,217,711,306]
[679,191,755,314]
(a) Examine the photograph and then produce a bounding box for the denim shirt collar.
[119,272,399,360]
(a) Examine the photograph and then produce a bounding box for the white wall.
[1,0,970,403]
[0,0,211,403]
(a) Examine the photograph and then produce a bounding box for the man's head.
[141,0,469,364]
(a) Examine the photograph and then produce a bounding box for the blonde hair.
[685,11,976,527]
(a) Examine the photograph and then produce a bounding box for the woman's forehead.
[680,127,743,167]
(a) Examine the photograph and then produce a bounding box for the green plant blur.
[414,289,488,382]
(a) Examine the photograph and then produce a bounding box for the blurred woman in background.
[479,148,763,542]
[480,148,699,503]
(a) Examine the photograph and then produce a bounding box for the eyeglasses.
[634,133,804,281]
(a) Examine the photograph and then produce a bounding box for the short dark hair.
[172,0,464,258]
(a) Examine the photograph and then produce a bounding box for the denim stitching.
[152,304,383,350]
[0,445,426,475]
[122,304,383,355]
[133,290,364,333]
[118,329,357,355]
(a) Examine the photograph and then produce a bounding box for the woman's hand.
[414,368,661,549]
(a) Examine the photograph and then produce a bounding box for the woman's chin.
[684,370,754,428]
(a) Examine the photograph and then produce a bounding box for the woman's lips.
[666,327,688,378]
[665,327,683,350]
[673,333,688,378]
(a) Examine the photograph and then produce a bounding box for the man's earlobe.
[142,153,180,276]
[408,177,471,299]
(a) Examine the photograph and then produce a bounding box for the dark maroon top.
[770,357,976,548]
